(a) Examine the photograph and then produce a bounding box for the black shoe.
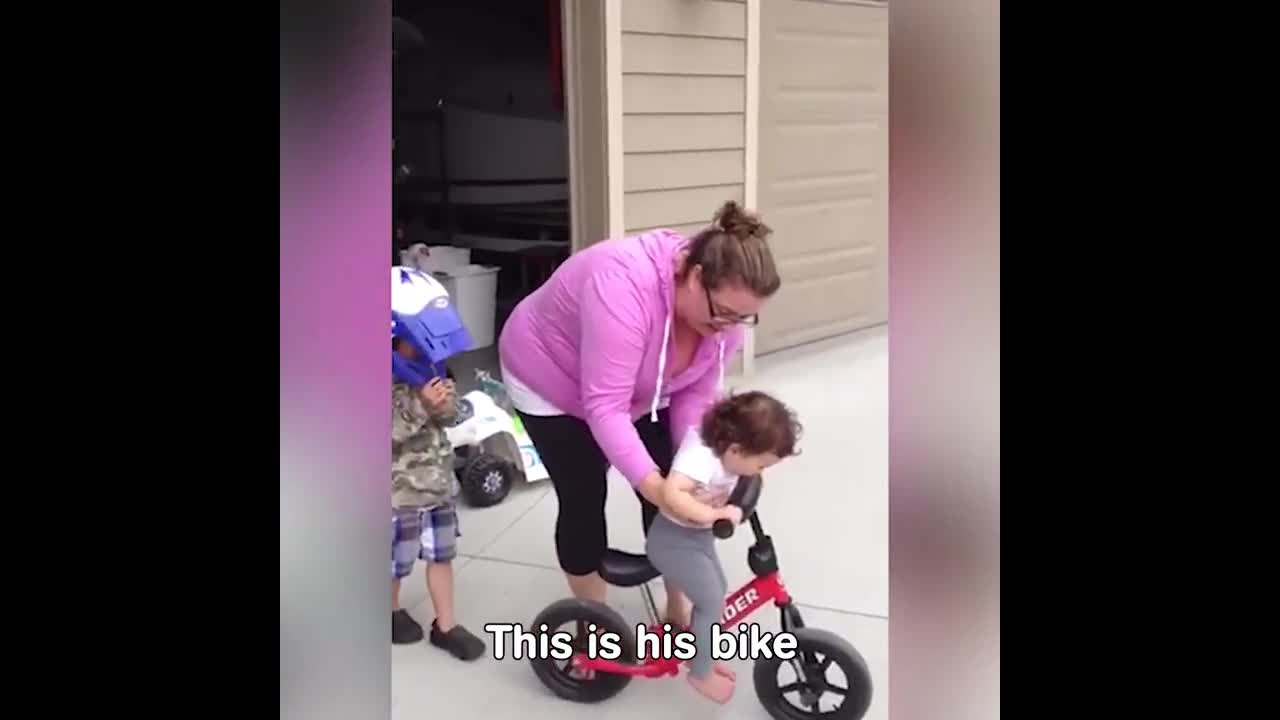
[392,609,424,645]
[429,620,486,661]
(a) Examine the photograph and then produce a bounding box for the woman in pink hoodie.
[497,201,781,624]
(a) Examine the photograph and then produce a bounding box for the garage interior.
[393,0,569,385]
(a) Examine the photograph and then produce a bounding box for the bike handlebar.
[711,474,763,539]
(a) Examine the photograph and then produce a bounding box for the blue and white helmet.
[391,266,473,386]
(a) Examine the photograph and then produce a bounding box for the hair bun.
[713,200,769,241]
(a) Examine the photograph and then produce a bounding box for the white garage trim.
[742,0,762,377]
[605,0,625,240]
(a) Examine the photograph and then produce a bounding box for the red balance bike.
[529,476,873,719]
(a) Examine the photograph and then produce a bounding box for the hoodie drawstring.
[651,314,672,422]
[651,315,729,422]
[718,338,726,394]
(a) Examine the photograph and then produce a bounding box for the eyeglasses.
[704,284,759,327]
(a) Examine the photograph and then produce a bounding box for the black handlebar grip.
[711,474,763,539]
[712,518,735,539]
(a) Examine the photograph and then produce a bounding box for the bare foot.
[688,670,735,704]
[713,662,737,681]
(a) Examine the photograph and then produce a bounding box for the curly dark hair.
[699,391,801,458]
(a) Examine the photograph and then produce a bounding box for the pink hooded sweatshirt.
[498,229,744,488]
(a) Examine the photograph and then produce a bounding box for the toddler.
[645,391,801,703]
[390,266,485,660]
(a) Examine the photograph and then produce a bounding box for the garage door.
[756,0,887,355]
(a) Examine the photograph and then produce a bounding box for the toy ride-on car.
[527,475,873,719]
[444,385,549,507]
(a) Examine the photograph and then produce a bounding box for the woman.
[497,201,781,624]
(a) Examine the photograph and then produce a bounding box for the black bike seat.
[598,548,660,587]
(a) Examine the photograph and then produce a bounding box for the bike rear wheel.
[529,598,638,703]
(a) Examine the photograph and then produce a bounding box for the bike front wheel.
[753,627,873,720]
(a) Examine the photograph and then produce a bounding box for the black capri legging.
[517,408,675,576]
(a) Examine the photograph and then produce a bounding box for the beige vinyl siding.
[624,150,745,193]
[622,34,745,75]
[621,1,746,39]
[619,0,751,370]
[622,0,747,237]
[624,115,745,153]
[621,0,748,238]
[622,76,746,115]
[624,184,745,233]
[625,221,715,240]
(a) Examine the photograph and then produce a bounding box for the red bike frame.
[571,571,792,677]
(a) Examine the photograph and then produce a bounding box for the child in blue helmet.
[390,267,485,660]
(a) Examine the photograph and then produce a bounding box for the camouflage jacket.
[392,381,459,509]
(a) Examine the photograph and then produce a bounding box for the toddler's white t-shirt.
[663,428,740,528]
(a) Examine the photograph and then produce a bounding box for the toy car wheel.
[459,454,515,507]
[529,598,637,703]
[453,444,475,464]
[753,627,873,720]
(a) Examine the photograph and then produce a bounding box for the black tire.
[529,598,637,703]
[459,454,515,507]
[453,444,476,464]
[479,433,523,473]
[753,627,873,720]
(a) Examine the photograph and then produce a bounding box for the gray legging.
[645,513,728,679]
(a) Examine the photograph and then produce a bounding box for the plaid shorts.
[392,504,460,577]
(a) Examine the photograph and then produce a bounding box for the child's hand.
[718,505,744,525]
[419,378,454,413]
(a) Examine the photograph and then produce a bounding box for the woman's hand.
[637,470,667,511]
